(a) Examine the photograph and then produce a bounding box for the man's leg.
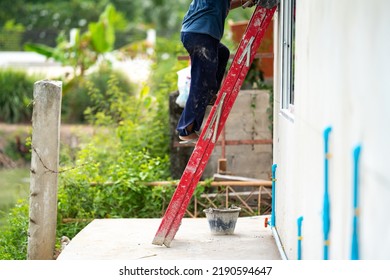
[216,43,230,90]
[177,33,220,137]
[209,42,230,105]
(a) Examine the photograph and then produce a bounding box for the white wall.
[273,0,390,259]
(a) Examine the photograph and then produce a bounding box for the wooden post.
[27,80,62,260]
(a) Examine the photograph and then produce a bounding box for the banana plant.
[24,4,121,77]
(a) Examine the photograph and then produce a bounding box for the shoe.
[179,132,198,144]
[179,132,198,141]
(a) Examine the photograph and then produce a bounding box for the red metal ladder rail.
[153,4,277,247]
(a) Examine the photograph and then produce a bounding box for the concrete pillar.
[27,80,62,260]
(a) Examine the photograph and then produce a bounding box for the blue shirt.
[181,0,231,41]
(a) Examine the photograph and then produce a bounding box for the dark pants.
[177,32,230,136]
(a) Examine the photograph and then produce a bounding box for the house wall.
[273,0,390,259]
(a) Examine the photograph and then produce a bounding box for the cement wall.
[170,89,273,180]
[273,0,390,260]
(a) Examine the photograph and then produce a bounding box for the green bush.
[62,65,136,123]
[0,69,39,123]
[56,73,173,239]
[58,150,172,219]
[0,66,136,124]
[0,200,28,260]
[0,20,25,51]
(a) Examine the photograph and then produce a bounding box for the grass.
[0,168,30,228]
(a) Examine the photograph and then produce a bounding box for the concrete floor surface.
[58,216,281,260]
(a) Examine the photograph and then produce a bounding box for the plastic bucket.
[203,206,241,235]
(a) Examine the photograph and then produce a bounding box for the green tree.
[0,20,25,51]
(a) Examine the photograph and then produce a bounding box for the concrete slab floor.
[58,215,282,260]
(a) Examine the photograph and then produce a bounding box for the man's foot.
[179,132,198,144]
[179,139,197,144]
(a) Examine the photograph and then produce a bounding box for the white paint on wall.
[273,0,390,259]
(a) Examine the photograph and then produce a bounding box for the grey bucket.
[203,206,241,235]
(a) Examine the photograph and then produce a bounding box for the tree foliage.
[24,4,123,76]
[0,0,190,49]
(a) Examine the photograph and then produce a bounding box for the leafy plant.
[0,200,29,260]
[24,4,124,77]
[0,20,25,50]
[62,64,135,123]
[0,69,40,123]
[56,73,172,238]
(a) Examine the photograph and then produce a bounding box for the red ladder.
[153,4,277,247]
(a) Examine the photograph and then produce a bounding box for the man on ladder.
[154,0,279,247]
[177,0,256,144]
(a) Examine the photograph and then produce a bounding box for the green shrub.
[0,168,30,228]
[0,200,28,260]
[0,69,39,123]
[56,73,172,239]
[0,20,25,51]
[58,149,172,219]
[62,65,136,123]
[0,65,135,124]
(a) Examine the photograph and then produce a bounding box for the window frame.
[279,0,296,113]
